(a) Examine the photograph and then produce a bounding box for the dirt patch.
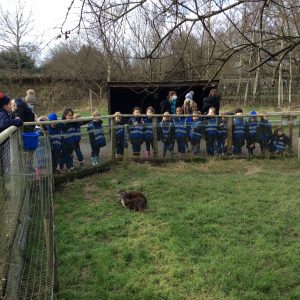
[245,166,262,176]
[83,184,99,201]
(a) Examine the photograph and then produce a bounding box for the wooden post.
[226,116,233,154]
[152,117,158,159]
[288,115,293,153]
[110,117,116,161]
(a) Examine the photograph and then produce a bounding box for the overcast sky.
[1,0,80,60]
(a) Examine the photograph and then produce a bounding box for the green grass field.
[54,159,300,299]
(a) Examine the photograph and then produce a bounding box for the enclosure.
[0,112,300,299]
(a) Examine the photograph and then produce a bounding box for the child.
[128,107,144,159]
[245,111,258,156]
[47,113,62,173]
[271,127,290,154]
[189,111,202,156]
[232,108,246,154]
[60,108,77,171]
[204,107,218,156]
[183,91,198,115]
[87,111,106,166]
[114,112,125,160]
[174,107,189,158]
[217,116,227,154]
[143,106,155,158]
[33,116,48,179]
[158,112,175,158]
[256,113,273,155]
[73,113,84,168]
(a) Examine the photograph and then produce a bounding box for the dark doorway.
[107,80,219,114]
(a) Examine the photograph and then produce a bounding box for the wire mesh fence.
[0,127,55,300]
[28,113,299,169]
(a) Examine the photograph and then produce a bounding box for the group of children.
[34,105,291,173]
[35,109,106,173]
[112,106,291,159]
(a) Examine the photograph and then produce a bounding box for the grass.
[54,159,300,299]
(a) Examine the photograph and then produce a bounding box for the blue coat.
[233,117,246,140]
[47,124,62,151]
[189,119,202,142]
[174,116,189,140]
[87,120,106,148]
[0,108,23,132]
[128,117,144,141]
[204,117,218,138]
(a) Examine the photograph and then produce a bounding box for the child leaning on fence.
[33,116,48,179]
[256,113,273,155]
[158,112,175,158]
[60,108,77,172]
[73,113,85,168]
[47,113,63,173]
[87,111,106,166]
[217,116,227,154]
[270,127,290,154]
[189,111,202,156]
[204,107,218,156]
[174,107,190,158]
[114,112,125,160]
[232,108,246,154]
[128,107,144,159]
[143,106,156,158]
[245,111,258,156]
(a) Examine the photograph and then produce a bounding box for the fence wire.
[0,129,54,300]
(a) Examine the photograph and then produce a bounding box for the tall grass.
[54,159,300,299]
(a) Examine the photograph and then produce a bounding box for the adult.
[24,89,37,113]
[0,92,23,133]
[11,98,35,132]
[183,91,198,114]
[160,91,177,114]
[202,88,221,115]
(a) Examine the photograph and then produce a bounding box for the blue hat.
[48,112,57,121]
[250,110,257,115]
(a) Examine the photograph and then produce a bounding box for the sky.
[0,0,80,60]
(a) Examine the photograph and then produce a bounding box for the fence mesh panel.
[0,129,54,300]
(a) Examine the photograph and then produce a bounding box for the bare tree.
[0,0,40,82]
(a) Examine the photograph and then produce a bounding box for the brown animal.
[116,189,147,211]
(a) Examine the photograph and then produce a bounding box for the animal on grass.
[116,189,147,211]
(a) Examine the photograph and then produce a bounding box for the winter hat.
[185,91,194,100]
[37,116,48,122]
[25,89,36,105]
[0,92,11,107]
[48,112,58,121]
[250,110,257,115]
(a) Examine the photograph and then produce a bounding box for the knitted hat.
[48,112,58,121]
[250,110,257,115]
[25,89,36,105]
[0,92,10,107]
[185,91,194,100]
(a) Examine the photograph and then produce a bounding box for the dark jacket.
[160,98,171,114]
[14,98,35,132]
[0,108,23,132]
[202,96,221,115]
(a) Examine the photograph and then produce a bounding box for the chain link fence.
[0,127,55,300]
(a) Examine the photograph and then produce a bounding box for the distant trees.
[57,0,300,107]
[0,1,39,81]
